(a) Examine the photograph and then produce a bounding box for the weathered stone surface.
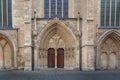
[0,0,119,71]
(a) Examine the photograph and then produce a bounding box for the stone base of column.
[18,67,24,70]
[82,67,95,71]
[81,46,95,71]
[24,67,32,71]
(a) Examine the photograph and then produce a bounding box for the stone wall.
[80,0,96,71]
[12,0,32,70]
[8,0,120,71]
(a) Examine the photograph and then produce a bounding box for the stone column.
[76,33,80,69]
[34,45,39,70]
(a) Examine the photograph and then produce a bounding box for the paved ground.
[0,70,120,80]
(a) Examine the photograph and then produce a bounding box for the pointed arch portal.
[36,21,78,69]
[97,31,120,70]
[0,33,14,69]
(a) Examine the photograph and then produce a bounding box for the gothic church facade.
[0,0,120,71]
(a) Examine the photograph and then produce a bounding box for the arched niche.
[0,34,14,69]
[100,53,107,70]
[97,31,120,70]
[109,53,116,69]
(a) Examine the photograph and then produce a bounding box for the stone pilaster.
[24,0,32,71]
[34,43,39,70]
[81,0,95,71]
[13,0,32,71]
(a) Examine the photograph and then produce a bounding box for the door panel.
[109,53,116,69]
[57,48,64,68]
[48,48,55,68]
[100,53,107,70]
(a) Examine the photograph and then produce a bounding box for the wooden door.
[57,48,64,68]
[48,48,55,68]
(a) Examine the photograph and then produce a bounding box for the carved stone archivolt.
[35,21,78,69]
[98,32,120,70]
[100,38,117,69]
[0,36,14,69]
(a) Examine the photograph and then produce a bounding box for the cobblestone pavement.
[0,70,120,80]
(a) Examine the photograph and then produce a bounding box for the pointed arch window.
[100,0,120,28]
[44,0,68,18]
[0,0,12,27]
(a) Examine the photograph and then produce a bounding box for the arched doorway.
[47,48,64,68]
[97,31,120,70]
[36,21,78,69]
[0,35,14,69]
